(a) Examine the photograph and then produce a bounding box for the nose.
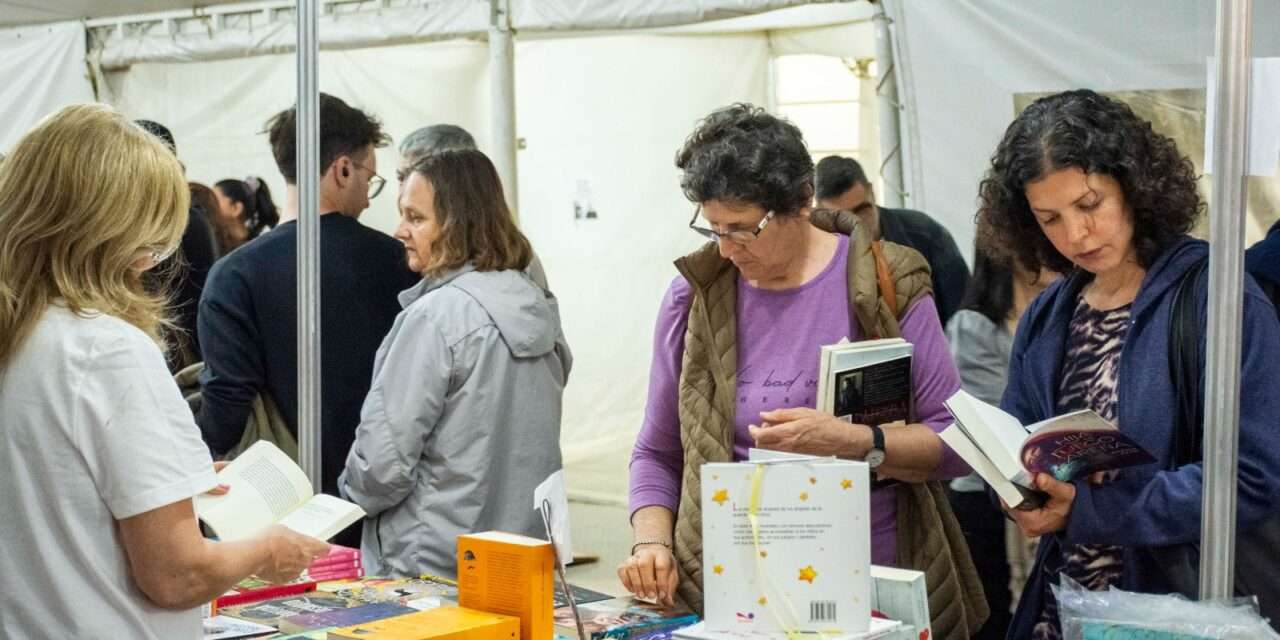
[393,219,410,242]
[716,236,738,259]
[1063,210,1090,245]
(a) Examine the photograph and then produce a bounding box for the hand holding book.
[1004,473,1077,537]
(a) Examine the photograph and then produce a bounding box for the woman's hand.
[1007,473,1077,537]
[749,408,868,458]
[203,461,231,496]
[617,543,678,607]
[257,525,330,583]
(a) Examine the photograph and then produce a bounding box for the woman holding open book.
[978,89,1280,639]
[339,149,571,579]
[0,105,329,640]
[622,103,988,639]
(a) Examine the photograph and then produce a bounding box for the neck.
[279,184,346,223]
[748,221,838,290]
[1085,255,1145,310]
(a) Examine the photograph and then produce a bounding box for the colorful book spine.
[215,580,318,607]
[307,566,364,582]
[307,558,363,573]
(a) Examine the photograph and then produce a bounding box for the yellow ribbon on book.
[747,463,805,640]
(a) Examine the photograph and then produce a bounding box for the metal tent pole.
[1201,0,1252,601]
[489,0,519,220]
[296,0,322,493]
[872,2,903,208]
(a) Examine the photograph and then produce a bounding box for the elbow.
[131,555,215,610]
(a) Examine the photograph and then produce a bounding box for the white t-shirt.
[0,305,218,639]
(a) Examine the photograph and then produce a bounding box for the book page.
[1027,409,1115,435]
[276,493,367,541]
[194,441,314,541]
[938,425,1032,509]
[944,390,1031,484]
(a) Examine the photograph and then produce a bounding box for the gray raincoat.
[339,264,571,578]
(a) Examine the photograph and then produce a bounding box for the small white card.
[701,460,871,633]
[533,469,573,566]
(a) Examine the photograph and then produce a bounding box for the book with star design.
[700,455,871,633]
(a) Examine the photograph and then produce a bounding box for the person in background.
[622,104,986,638]
[815,155,971,326]
[0,104,327,640]
[978,89,1280,639]
[945,239,1056,639]
[189,182,225,259]
[340,149,571,578]
[212,176,280,254]
[134,119,219,371]
[396,123,549,290]
[196,94,418,549]
[1245,218,1280,317]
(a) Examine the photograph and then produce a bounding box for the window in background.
[774,54,878,194]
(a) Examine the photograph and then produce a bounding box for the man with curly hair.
[977,89,1280,639]
[815,155,970,326]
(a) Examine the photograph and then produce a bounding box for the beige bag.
[174,362,298,462]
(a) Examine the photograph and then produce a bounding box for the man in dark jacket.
[816,155,970,326]
[1246,218,1280,317]
[196,95,418,548]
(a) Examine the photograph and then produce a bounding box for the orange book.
[457,531,556,640]
[325,606,519,640]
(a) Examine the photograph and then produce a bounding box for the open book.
[817,337,913,425]
[939,389,1155,510]
[194,441,366,541]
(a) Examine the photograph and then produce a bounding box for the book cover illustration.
[1021,415,1156,481]
[202,615,276,639]
[278,602,415,633]
[701,461,871,633]
[833,356,911,427]
[321,576,457,608]
[553,597,698,640]
[552,582,615,609]
[219,593,365,627]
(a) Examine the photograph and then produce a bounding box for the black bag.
[1143,255,1280,628]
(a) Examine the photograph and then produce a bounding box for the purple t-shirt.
[629,234,967,566]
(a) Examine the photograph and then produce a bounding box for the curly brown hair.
[977,89,1203,273]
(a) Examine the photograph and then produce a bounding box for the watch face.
[865,449,886,469]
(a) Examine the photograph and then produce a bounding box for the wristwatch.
[865,424,887,469]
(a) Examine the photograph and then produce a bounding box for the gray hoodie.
[339,265,571,578]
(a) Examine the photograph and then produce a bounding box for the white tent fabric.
[0,22,94,151]
[886,0,1280,260]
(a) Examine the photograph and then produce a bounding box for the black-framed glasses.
[352,160,386,199]
[688,206,775,244]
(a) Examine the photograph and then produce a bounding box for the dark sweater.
[878,206,971,326]
[196,214,419,507]
[165,207,219,371]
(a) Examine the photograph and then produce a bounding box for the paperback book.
[940,390,1155,510]
[194,441,366,541]
[817,338,913,426]
[552,597,698,640]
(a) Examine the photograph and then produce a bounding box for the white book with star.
[700,455,871,634]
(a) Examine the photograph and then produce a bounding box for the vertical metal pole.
[1201,0,1251,601]
[489,0,519,220]
[296,0,322,494]
[871,3,903,208]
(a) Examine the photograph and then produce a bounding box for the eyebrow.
[1030,187,1098,215]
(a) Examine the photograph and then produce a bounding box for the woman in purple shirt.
[620,104,972,615]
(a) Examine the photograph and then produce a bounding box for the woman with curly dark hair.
[978,89,1280,639]
[620,104,988,638]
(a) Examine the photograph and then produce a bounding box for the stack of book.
[305,545,364,582]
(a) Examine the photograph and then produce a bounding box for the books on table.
[552,596,698,640]
[868,566,929,640]
[194,441,366,541]
[672,617,903,640]
[202,615,277,639]
[457,531,556,640]
[939,389,1156,510]
[817,338,913,426]
[701,455,871,633]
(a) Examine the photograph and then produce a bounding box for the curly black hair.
[675,103,813,216]
[977,89,1203,273]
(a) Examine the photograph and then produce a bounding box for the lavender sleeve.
[899,294,970,480]
[628,276,694,519]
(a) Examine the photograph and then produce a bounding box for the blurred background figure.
[212,176,279,254]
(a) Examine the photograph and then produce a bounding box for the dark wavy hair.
[675,103,813,216]
[977,89,1203,273]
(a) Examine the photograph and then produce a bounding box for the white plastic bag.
[1053,575,1279,639]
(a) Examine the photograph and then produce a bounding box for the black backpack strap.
[1168,255,1208,468]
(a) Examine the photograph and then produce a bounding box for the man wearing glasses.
[195,94,418,549]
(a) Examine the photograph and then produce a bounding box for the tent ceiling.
[0,1,248,27]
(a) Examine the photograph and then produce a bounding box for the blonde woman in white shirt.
[0,104,329,639]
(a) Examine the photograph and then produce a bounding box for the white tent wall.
[0,22,94,151]
[887,0,1280,262]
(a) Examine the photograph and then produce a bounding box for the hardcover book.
[817,339,913,427]
[940,389,1155,510]
[326,606,521,640]
[700,457,871,633]
[552,597,698,640]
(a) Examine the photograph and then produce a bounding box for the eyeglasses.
[138,244,177,266]
[352,160,387,199]
[688,206,775,244]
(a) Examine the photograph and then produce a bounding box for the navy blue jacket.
[1002,237,1280,638]
[879,206,971,327]
[196,215,419,505]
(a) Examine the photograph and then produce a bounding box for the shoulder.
[33,306,160,372]
[947,309,1001,339]
[402,284,491,342]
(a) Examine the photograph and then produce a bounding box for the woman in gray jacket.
[340,149,571,578]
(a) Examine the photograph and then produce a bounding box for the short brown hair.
[265,93,389,184]
[406,149,532,278]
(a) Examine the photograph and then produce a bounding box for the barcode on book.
[809,600,837,622]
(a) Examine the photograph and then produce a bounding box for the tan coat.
[669,210,988,639]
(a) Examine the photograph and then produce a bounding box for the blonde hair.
[0,104,189,366]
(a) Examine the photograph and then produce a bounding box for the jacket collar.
[397,263,477,308]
